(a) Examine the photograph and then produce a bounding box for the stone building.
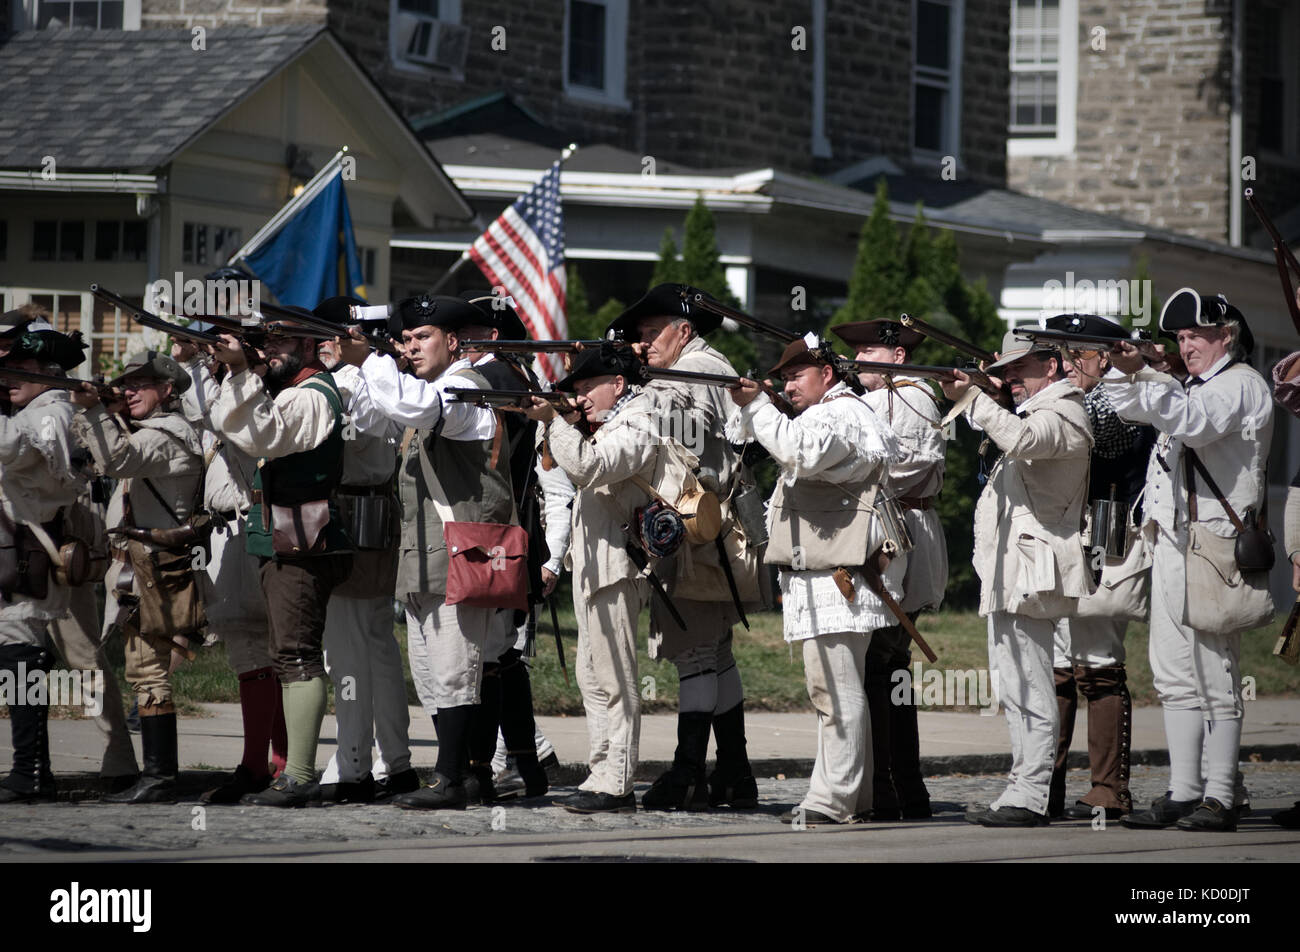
[5,0,1013,186]
[1006,0,1300,248]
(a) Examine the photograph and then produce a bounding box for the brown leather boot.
[1072,664,1132,818]
[1048,667,1077,818]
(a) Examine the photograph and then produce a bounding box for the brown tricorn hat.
[768,337,832,377]
[830,320,923,352]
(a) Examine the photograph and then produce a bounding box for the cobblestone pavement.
[1,762,1298,859]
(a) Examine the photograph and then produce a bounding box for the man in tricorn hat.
[608,284,761,811]
[1039,314,1154,822]
[523,344,690,813]
[71,351,206,804]
[727,337,902,825]
[310,296,417,804]
[0,323,87,802]
[336,294,519,809]
[1108,289,1273,832]
[832,318,945,820]
[210,314,354,807]
[942,330,1094,827]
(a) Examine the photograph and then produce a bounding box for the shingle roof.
[0,26,325,172]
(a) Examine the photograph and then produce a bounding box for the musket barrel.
[688,293,800,343]
[898,313,996,364]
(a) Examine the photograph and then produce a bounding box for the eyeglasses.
[1068,349,1102,361]
[120,379,161,392]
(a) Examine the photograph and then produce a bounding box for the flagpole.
[427,142,578,295]
[227,146,349,265]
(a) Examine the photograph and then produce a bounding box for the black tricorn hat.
[388,294,485,338]
[459,289,529,341]
[554,342,643,392]
[830,320,924,352]
[1043,313,1129,340]
[1159,288,1253,356]
[313,295,366,326]
[1,322,88,371]
[606,284,724,339]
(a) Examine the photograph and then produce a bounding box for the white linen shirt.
[726,382,903,640]
[355,352,495,443]
[1103,354,1274,539]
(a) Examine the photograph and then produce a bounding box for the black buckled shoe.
[554,790,636,814]
[781,807,841,826]
[101,775,176,805]
[240,774,321,808]
[0,779,57,804]
[641,768,710,812]
[1274,801,1300,830]
[977,806,1050,828]
[1063,801,1126,821]
[373,768,420,802]
[1120,792,1198,829]
[319,773,375,805]
[392,772,467,811]
[707,765,759,809]
[201,765,271,805]
[464,766,498,806]
[1176,797,1238,832]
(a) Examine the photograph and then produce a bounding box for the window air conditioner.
[395,13,470,70]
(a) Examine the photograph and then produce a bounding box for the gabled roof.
[0,26,324,172]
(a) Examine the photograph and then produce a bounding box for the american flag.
[468,159,568,382]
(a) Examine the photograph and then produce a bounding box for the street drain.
[533,854,752,863]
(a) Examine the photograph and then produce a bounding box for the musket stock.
[688,292,801,343]
[640,365,799,417]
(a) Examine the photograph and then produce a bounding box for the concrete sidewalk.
[23,697,1300,780]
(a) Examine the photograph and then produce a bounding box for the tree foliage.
[830,178,1006,608]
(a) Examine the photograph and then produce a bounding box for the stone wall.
[1008,0,1234,242]
[130,0,1010,184]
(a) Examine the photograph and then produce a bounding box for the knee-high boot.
[1048,667,1077,818]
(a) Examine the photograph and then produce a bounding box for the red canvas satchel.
[416,410,529,612]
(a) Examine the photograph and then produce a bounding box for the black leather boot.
[102,710,177,804]
[708,701,758,808]
[498,650,547,798]
[1048,667,1077,819]
[643,711,712,811]
[0,644,56,804]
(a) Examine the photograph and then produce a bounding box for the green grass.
[23,607,1294,719]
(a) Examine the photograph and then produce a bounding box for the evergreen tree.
[650,228,684,286]
[663,196,755,372]
[565,263,622,340]
[824,177,1006,608]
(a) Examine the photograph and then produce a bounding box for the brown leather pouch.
[832,566,856,602]
[271,500,331,556]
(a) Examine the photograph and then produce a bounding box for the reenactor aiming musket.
[1013,323,1187,377]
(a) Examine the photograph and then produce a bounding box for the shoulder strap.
[1184,448,1248,532]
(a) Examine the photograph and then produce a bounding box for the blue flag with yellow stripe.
[245,173,366,306]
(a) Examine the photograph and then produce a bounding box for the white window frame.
[387,0,465,80]
[0,287,141,379]
[16,0,140,30]
[563,0,630,110]
[911,0,964,165]
[1008,0,1077,157]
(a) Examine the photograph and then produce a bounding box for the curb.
[43,743,1300,801]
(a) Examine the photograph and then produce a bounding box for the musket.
[838,359,1002,397]
[687,291,801,343]
[857,552,939,664]
[1275,598,1300,666]
[1012,327,1188,377]
[90,285,224,345]
[1244,188,1300,334]
[639,365,799,417]
[459,339,634,354]
[444,387,580,412]
[899,313,997,365]
[0,366,118,400]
